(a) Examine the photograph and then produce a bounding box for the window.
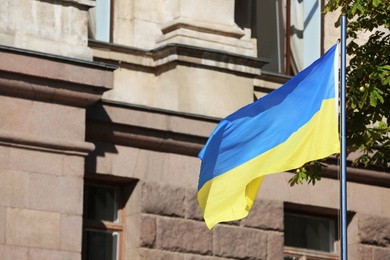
[88,0,113,42]
[82,183,122,260]
[284,213,338,260]
[235,0,323,75]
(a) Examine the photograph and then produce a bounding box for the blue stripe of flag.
[198,44,337,191]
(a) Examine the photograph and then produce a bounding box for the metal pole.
[340,15,348,260]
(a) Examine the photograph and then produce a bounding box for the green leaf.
[322,0,390,171]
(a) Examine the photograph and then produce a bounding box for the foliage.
[289,0,390,186]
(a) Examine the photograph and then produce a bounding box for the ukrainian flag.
[198,44,340,229]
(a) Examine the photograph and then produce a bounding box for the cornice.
[0,129,95,156]
[86,101,210,157]
[0,45,115,107]
[323,163,390,188]
[87,101,390,188]
[89,41,269,77]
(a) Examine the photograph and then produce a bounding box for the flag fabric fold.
[197,44,340,229]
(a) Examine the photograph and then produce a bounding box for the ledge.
[61,0,95,8]
[323,163,390,188]
[86,101,211,157]
[89,41,268,77]
[0,129,95,155]
[160,17,245,39]
[87,100,390,188]
[0,45,116,107]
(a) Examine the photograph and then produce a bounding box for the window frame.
[283,203,339,260]
[284,246,339,260]
[286,0,325,75]
[234,0,325,76]
[88,0,115,43]
[82,176,126,260]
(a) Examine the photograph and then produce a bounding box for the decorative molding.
[160,17,245,39]
[0,45,115,107]
[86,117,206,157]
[323,163,390,188]
[60,0,95,8]
[87,101,390,187]
[89,41,268,77]
[0,129,95,155]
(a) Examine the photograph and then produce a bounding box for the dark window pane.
[285,213,335,252]
[83,230,118,260]
[84,185,118,222]
[255,0,286,74]
[234,0,322,75]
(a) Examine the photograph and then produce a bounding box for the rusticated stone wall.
[86,97,390,260]
[349,214,390,260]
[121,180,284,260]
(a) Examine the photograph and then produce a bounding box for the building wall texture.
[0,0,389,260]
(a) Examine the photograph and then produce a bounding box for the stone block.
[241,199,284,231]
[180,0,235,25]
[38,0,61,41]
[29,173,83,215]
[125,214,141,251]
[62,154,85,178]
[85,141,114,175]
[372,246,390,260]
[185,188,203,221]
[358,214,390,247]
[116,0,134,20]
[105,67,155,107]
[349,183,383,216]
[0,169,29,208]
[348,244,369,260]
[114,17,134,45]
[60,214,82,252]
[348,243,390,260]
[0,96,33,134]
[125,181,142,216]
[29,102,85,142]
[140,214,156,248]
[3,0,92,60]
[133,19,161,49]
[156,217,212,255]
[7,0,35,34]
[28,248,81,260]
[0,206,5,244]
[0,1,7,30]
[128,248,185,260]
[61,3,89,46]
[135,150,165,181]
[348,212,360,245]
[112,145,141,177]
[6,208,61,249]
[266,231,284,260]
[10,147,63,176]
[0,245,28,260]
[213,225,267,260]
[141,181,185,217]
[0,144,10,169]
[134,0,165,23]
[156,65,254,118]
[185,255,232,260]
[160,153,199,188]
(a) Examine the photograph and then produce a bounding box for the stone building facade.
[0,0,389,259]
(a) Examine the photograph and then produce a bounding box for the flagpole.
[340,15,348,260]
